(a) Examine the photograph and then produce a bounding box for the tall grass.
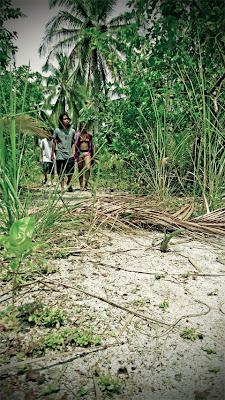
[135,111,171,197]
[178,60,225,209]
[131,96,189,199]
[0,88,26,232]
[0,73,61,234]
[129,62,225,208]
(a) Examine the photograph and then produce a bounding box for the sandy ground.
[1,226,225,400]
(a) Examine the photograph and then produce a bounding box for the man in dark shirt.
[51,113,76,192]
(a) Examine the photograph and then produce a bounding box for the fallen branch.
[95,261,225,277]
[0,279,43,303]
[93,376,103,400]
[134,299,211,339]
[173,252,203,273]
[43,278,170,327]
[154,299,211,338]
[0,342,124,376]
[117,304,142,337]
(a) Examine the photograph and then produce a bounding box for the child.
[40,137,55,186]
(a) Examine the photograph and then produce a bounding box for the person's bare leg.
[78,159,84,189]
[84,156,91,188]
[50,174,54,186]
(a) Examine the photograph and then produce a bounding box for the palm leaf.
[109,11,134,26]
[1,115,52,139]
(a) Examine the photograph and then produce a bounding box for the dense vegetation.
[1,0,225,233]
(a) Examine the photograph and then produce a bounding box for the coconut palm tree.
[42,52,94,125]
[42,53,71,117]
[39,0,131,94]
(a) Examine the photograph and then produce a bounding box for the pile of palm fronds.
[75,194,225,236]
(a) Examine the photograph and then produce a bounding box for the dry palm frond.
[172,204,195,220]
[1,114,52,138]
[73,194,225,236]
[192,208,225,223]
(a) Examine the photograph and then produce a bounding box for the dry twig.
[0,343,124,376]
[43,278,170,327]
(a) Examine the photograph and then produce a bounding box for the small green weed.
[44,332,65,351]
[16,365,29,375]
[0,259,51,283]
[40,383,60,396]
[0,305,18,329]
[28,328,101,354]
[0,216,42,304]
[0,303,66,330]
[160,229,184,253]
[45,264,58,274]
[29,307,65,327]
[180,327,198,341]
[132,298,146,306]
[53,250,70,259]
[181,272,190,279]
[18,302,65,327]
[130,287,138,294]
[17,301,43,319]
[1,273,26,286]
[66,328,101,347]
[208,367,220,374]
[28,332,65,354]
[97,374,123,395]
[159,300,169,311]
[201,347,216,355]
[76,387,89,398]
[1,272,14,282]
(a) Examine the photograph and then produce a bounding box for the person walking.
[73,122,94,190]
[51,113,76,192]
[40,137,55,186]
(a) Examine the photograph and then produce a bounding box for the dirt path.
[50,230,225,400]
[1,224,224,399]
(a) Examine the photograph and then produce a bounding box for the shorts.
[78,151,91,162]
[43,162,54,175]
[56,158,75,176]
[79,151,91,158]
